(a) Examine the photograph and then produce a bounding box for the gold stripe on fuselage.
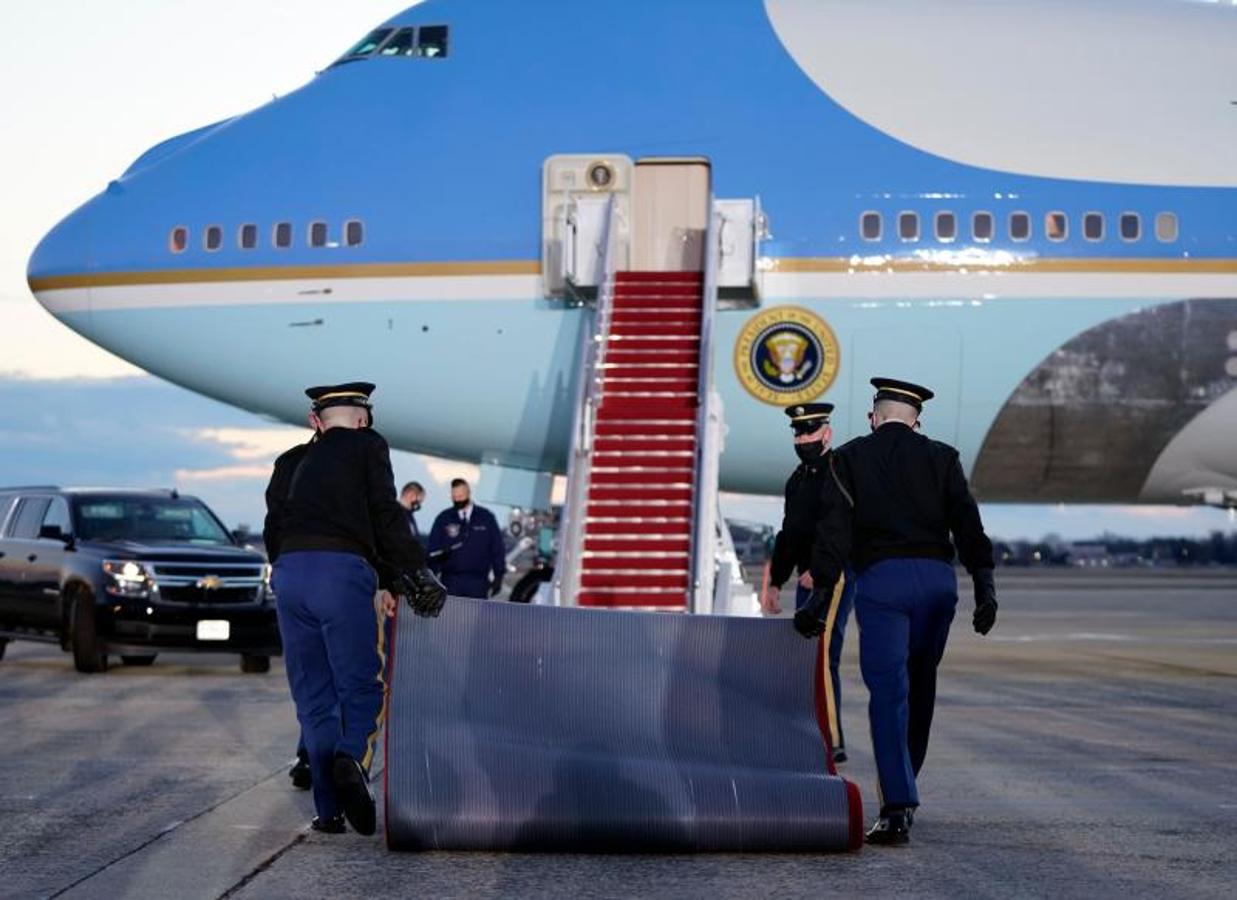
[26,256,1237,293]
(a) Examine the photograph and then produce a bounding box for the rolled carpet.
[385,597,862,852]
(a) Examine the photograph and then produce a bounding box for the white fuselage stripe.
[33,271,1237,315]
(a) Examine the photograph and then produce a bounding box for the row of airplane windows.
[860,210,1179,244]
[169,221,364,253]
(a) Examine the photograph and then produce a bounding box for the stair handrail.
[689,202,725,614]
[553,193,621,605]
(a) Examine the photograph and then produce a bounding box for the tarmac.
[1,569,1234,899]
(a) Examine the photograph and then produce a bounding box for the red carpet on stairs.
[577,271,703,611]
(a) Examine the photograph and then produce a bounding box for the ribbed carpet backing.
[385,597,861,852]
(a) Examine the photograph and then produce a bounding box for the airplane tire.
[70,591,108,673]
[240,654,270,674]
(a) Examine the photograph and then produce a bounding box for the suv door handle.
[27,554,37,562]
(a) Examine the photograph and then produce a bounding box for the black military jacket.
[263,427,425,589]
[811,422,994,593]
[769,452,835,588]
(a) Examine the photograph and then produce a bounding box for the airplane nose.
[27,193,103,320]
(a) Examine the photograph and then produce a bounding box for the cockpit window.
[340,28,394,60]
[417,26,449,58]
[378,28,416,57]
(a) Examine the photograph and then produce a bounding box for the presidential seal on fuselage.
[734,306,840,405]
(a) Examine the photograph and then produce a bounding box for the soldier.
[427,478,506,599]
[264,381,447,835]
[797,378,998,846]
[761,402,855,765]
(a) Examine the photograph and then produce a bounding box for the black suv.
[0,487,280,673]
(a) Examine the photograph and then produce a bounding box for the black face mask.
[795,441,825,463]
[453,499,469,510]
[409,501,421,513]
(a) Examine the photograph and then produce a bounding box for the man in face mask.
[400,481,427,546]
[426,478,507,599]
[761,402,856,766]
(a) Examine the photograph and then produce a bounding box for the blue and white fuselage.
[27,0,1237,504]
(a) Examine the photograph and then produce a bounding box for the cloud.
[424,458,480,487]
[174,464,275,482]
[0,301,143,380]
[178,426,312,461]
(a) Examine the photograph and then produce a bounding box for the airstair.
[552,158,757,614]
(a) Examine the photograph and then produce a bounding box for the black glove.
[793,589,829,639]
[489,577,503,598]
[395,567,448,618]
[972,568,997,635]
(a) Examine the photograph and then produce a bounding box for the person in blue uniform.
[799,378,998,846]
[762,402,855,765]
[427,478,506,599]
[264,381,447,835]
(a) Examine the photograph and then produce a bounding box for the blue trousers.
[443,572,489,599]
[273,551,386,820]
[855,558,957,811]
[796,570,855,750]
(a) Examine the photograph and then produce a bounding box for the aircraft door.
[632,159,710,271]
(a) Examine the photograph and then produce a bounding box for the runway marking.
[989,633,1237,645]
[45,766,291,899]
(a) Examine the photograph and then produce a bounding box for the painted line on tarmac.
[51,761,304,900]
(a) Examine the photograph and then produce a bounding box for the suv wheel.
[120,654,157,666]
[240,654,270,674]
[70,590,109,673]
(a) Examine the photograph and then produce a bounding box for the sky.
[0,1,1232,539]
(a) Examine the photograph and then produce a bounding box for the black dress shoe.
[865,811,911,846]
[311,815,345,834]
[332,753,376,836]
[289,756,312,790]
[831,746,848,765]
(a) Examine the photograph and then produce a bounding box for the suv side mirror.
[39,524,71,543]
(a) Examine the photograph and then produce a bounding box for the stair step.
[601,362,697,373]
[602,380,698,396]
[586,498,693,510]
[585,520,691,536]
[594,418,696,430]
[592,450,694,462]
[615,271,703,283]
[594,436,695,451]
[611,298,703,311]
[577,590,688,609]
[587,486,692,502]
[591,471,694,487]
[582,552,691,564]
[611,309,703,323]
[611,326,707,341]
[607,333,699,343]
[605,350,702,365]
[580,572,689,588]
[599,398,696,416]
[585,536,691,550]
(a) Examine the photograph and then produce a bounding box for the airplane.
[25,0,1237,518]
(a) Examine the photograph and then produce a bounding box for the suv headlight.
[260,563,274,602]
[102,560,154,599]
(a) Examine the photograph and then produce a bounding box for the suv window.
[42,497,72,537]
[0,495,16,531]
[10,497,51,539]
[74,496,232,545]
